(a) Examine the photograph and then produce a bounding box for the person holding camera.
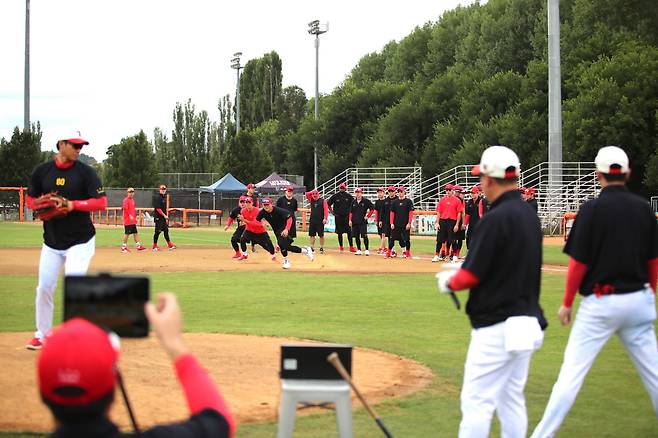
[37,293,235,437]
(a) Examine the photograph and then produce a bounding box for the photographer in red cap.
[37,293,235,437]
[436,145,546,438]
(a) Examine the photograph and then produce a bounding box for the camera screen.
[64,274,149,338]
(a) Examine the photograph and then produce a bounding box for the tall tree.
[219,131,273,183]
[239,51,283,130]
[0,124,42,186]
[103,131,156,187]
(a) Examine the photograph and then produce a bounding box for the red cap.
[338,183,347,190]
[470,186,480,193]
[397,186,406,193]
[262,198,272,205]
[377,187,385,192]
[355,188,363,193]
[525,187,536,195]
[246,183,254,189]
[387,186,396,192]
[238,196,247,202]
[453,185,463,192]
[38,318,118,407]
[445,184,454,190]
[285,186,294,192]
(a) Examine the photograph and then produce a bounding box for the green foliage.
[103,131,156,188]
[0,124,42,187]
[239,51,283,130]
[219,130,273,183]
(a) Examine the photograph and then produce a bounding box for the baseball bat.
[449,291,461,310]
[327,352,394,438]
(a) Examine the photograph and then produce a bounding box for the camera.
[64,273,150,337]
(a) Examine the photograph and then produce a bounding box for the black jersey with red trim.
[564,185,658,296]
[391,198,414,226]
[152,193,167,219]
[276,196,298,214]
[256,206,292,234]
[465,197,485,232]
[327,191,353,216]
[28,160,105,250]
[462,190,545,329]
[350,198,374,225]
[309,197,325,223]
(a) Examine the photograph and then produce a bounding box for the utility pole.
[548,0,563,191]
[24,0,30,132]
[308,20,328,189]
[231,52,243,134]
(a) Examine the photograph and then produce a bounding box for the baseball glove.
[33,192,70,221]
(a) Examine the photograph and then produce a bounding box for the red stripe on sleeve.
[648,257,657,294]
[71,196,107,212]
[389,211,394,224]
[26,195,35,209]
[348,212,353,222]
[323,200,329,220]
[408,210,414,224]
[448,268,480,291]
[175,354,236,436]
[563,257,587,307]
[226,217,234,227]
[285,216,293,232]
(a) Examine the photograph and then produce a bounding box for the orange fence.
[0,187,27,222]
[91,207,223,228]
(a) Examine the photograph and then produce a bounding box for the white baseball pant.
[530,288,658,438]
[34,237,95,340]
[459,318,543,438]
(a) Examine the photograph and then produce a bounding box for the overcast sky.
[0,0,480,161]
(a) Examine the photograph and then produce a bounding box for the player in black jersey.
[26,132,107,350]
[387,187,414,259]
[327,183,355,252]
[224,197,248,258]
[152,184,176,251]
[373,187,388,254]
[348,188,375,255]
[276,186,298,239]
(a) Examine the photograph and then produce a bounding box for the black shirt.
[464,197,485,233]
[374,198,390,224]
[390,198,414,226]
[152,193,166,219]
[28,160,105,250]
[564,185,658,296]
[228,206,244,229]
[527,198,538,212]
[257,206,292,234]
[349,198,375,225]
[327,191,354,216]
[462,190,546,329]
[276,196,298,215]
[309,197,325,222]
[50,409,229,438]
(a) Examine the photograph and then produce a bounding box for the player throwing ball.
[26,132,107,350]
[530,146,658,437]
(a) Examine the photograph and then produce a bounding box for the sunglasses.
[127,190,135,193]
[69,142,84,150]
[159,187,167,190]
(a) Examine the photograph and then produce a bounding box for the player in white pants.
[530,146,658,437]
[26,132,106,350]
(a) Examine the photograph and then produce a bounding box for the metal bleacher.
[314,167,422,201]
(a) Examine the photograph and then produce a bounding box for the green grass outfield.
[1,223,655,437]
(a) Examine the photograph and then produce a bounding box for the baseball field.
[0,221,656,437]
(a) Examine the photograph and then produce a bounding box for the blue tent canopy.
[199,173,246,193]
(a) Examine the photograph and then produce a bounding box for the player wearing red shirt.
[121,187,146,253]
[237,198,276,261]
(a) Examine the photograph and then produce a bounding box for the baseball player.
[525,188,538,213]
[244,183,260,252]
[451,185,466,261]
[224,196,248,259]
[433,184,462,262]
[152,184,176,251]
[530,146,658,438]
[276,186,299,239]
[437,145,546,438]
[373,187,389,254]
[305,189,328,253]
[348,188,375,255]
[327,183,355,252]
[25,132,107,350]
[257,198,314,269]
[120,187,146,253]
[237,197,276,261]
[463,186,487,249]
[387,186,414,259]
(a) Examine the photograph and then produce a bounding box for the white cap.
[471,145,521,179]
[595,146,629,174]
[57,131,89,145]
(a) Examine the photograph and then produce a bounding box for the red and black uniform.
[327,191,354,247]
[349,197,375,251]
[28,159,106,250]
[152,191,172,245]
[276,195,298,238]
[464,196,487,248]
[374,198,392,236]
[436,195,462,257]
[239,207,275,254]
[226,206,247,253]
[49,354,234,438]
[122,196,137,235]
[389,198,414,251]
[257,206,303,257]
[306,194,328,237]
[244,192,260,208]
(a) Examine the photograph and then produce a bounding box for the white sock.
[136,241,141,246]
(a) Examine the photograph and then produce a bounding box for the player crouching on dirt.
[36,293,235,437]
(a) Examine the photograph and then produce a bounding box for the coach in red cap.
[38,293,235,437]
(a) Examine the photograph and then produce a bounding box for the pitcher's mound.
[0,332,433,433]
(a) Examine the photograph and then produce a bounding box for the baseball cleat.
[354,250,362,255]
[26,337,43,350]
[319,247,324,254]
[152,246,160,252]
[231,251,241,259]
[349,246,356,253]
[390,250,397,258]
[136,245,146,251]
[304,247,315,261]
[432,255,440,263]
[452,255,458,262]
[168,243,177,250]
[237,254,248,261]
[404,250,411,258]
[384,250,391,259]
[339,246,344,252]
[365,250,370,256]
[282,260,291,269]
[121,246,130,253]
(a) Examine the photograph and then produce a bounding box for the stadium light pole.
[231,52,243,134]
[548,0,563,191]
[24,0,30,132]
[308,20,328,189]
